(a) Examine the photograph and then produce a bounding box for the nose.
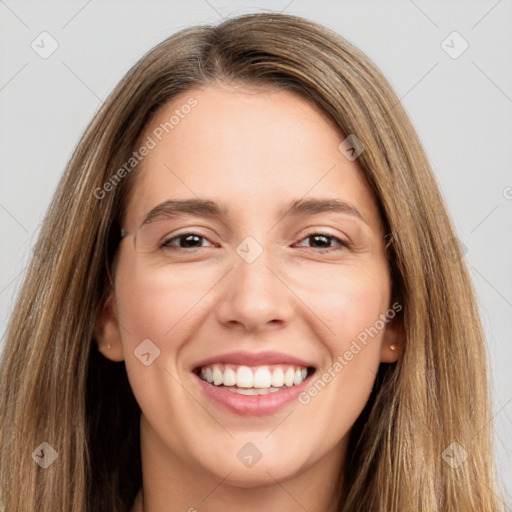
[215,242,295,332]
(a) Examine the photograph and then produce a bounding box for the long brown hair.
[0,12,504,511]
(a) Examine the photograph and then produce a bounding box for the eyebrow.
[140,197,370,227]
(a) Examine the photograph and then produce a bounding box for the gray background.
[1,0,511,504]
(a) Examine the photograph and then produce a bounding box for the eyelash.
[161,231,352,252]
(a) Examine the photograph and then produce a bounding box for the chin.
[196,445,311,488]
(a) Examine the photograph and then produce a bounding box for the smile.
[196,363,312,395]
[192,351,316,416]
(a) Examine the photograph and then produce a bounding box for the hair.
[0,11,505,512]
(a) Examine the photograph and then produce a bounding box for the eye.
[159,231,351,252]
[294,232,351,252]
[161,232,217,249]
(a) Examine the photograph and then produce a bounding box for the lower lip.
[194,372,313,417]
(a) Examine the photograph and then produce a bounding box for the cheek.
[300,265,390,406]
[301,261,390,347]
[112,261,203,429]
[112,259,224,409]
[114,256,214,342]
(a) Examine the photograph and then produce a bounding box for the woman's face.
[97,83,401,490]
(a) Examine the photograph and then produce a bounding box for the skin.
[95,82,403,512]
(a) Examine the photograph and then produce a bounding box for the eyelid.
[293,224,353,243]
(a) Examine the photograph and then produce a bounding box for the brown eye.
[295,233,351,251]
[161,232,214,249]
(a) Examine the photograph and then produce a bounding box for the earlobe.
[94,294,125,362]
[380,315,404,363]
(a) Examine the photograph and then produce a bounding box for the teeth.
[225,386,283,395]
[271,368,284,387]
[236,366,254,388]
[253,366,272,388]
[213,365,223,386]
[223,366,237,386]
[284,367,295,387]
[198,363,310,390]
[229,387,258,395]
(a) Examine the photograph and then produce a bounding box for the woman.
[0,12,504,512]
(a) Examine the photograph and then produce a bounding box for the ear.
[94,293,125,362]
[380,312,404,363]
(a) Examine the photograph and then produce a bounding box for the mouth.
[192,357,316,416]
[194,363,316,395]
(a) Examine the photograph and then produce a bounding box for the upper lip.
[192,351,315,370]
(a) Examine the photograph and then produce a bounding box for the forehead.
[123,83,382,234]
